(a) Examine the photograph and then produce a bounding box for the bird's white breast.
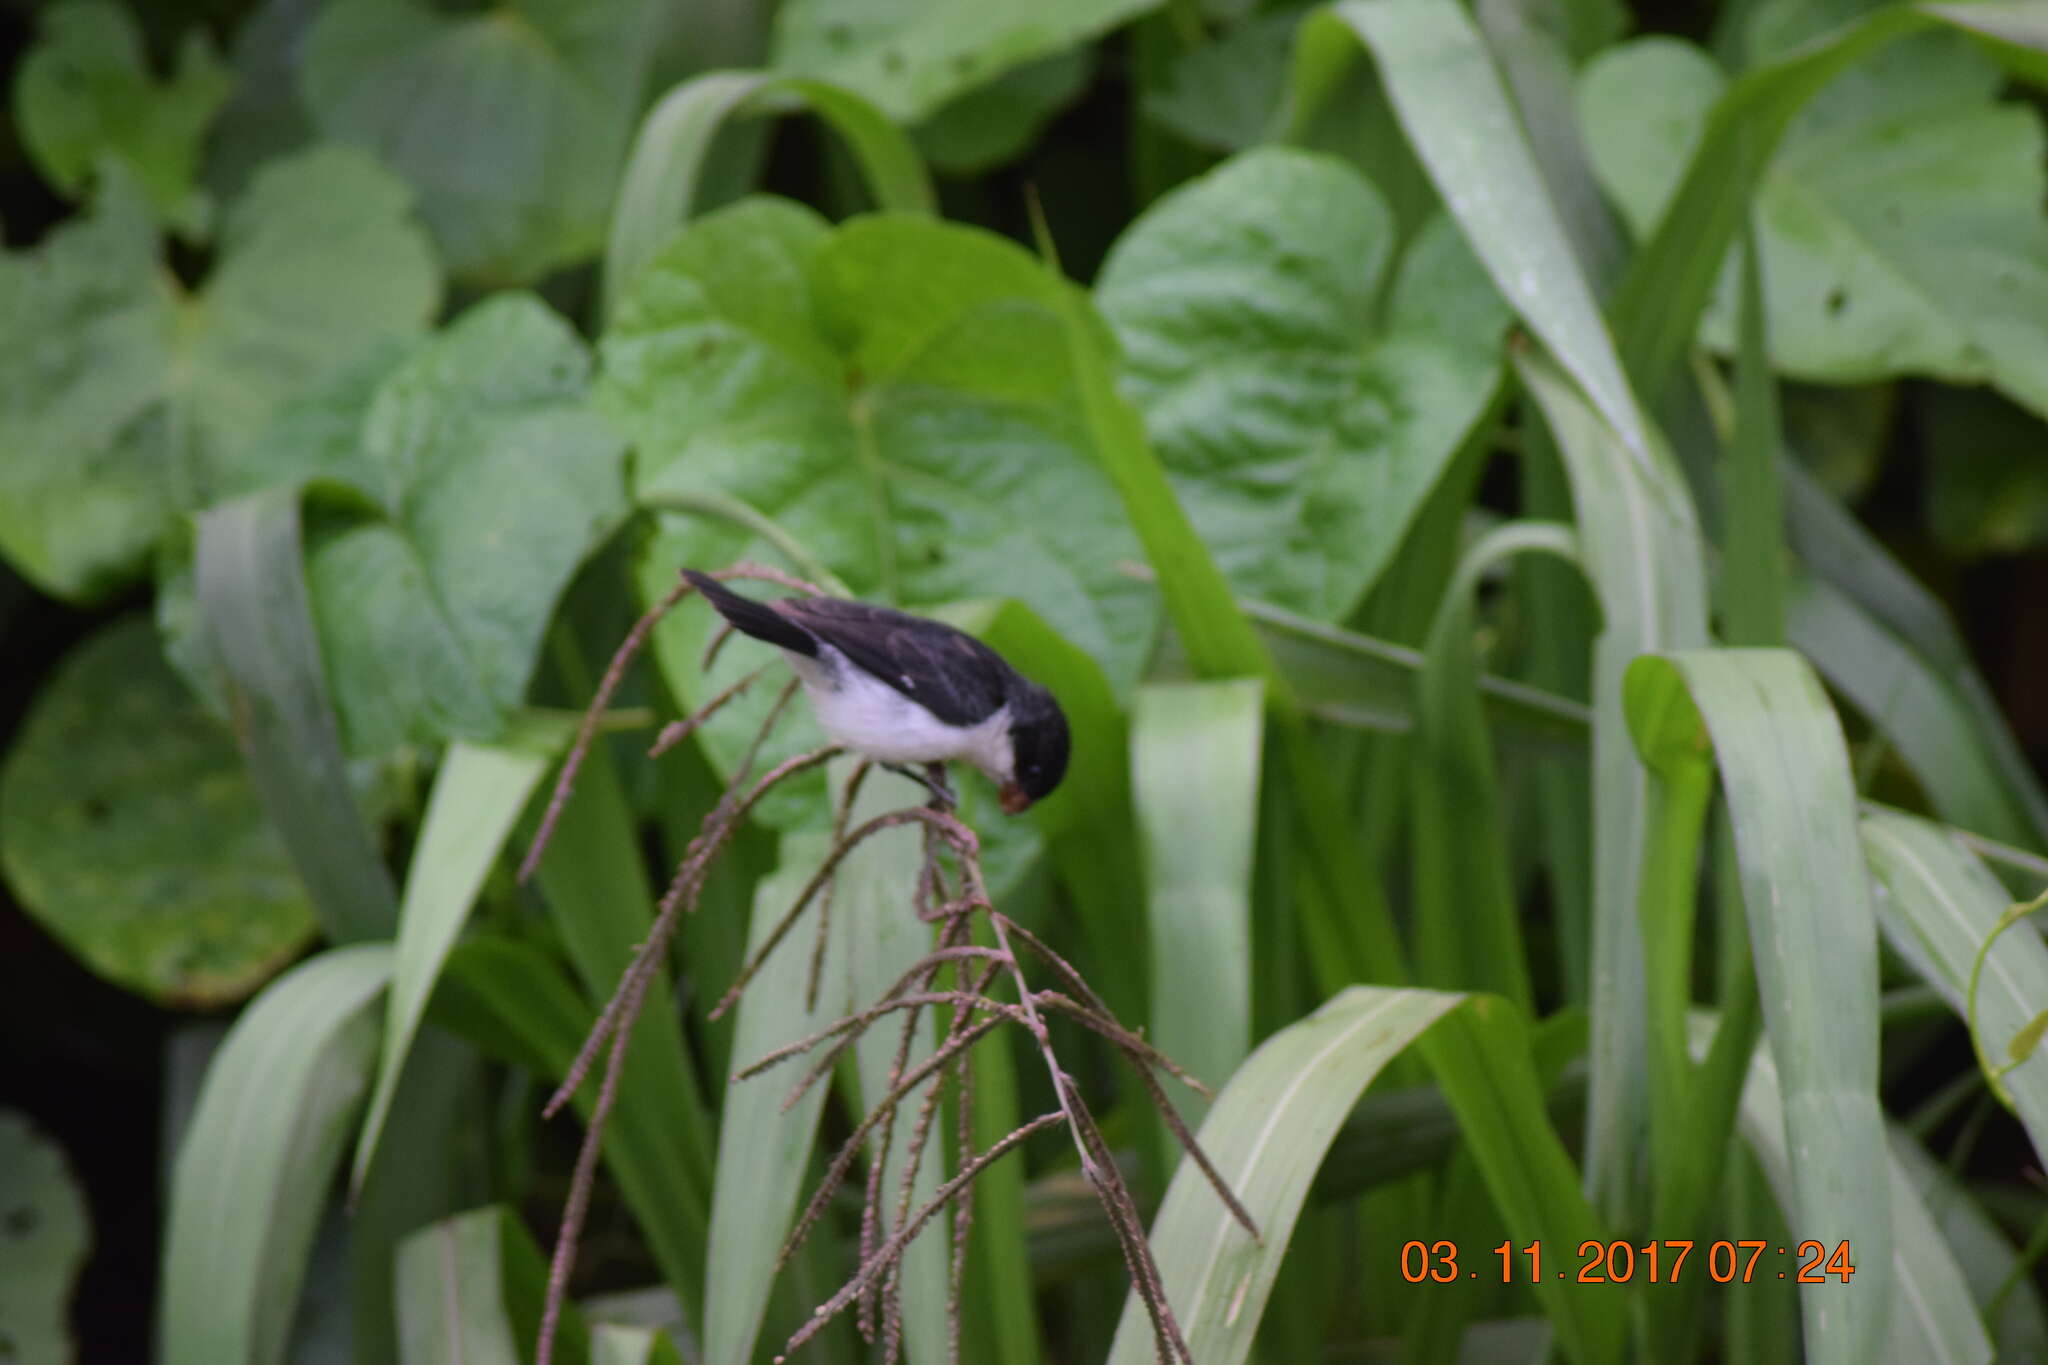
[786,645,1014,779]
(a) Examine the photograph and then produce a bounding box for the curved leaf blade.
[604,70,935,321]
[351,725,567,1190]
[1132,678,1264,1114]
[1626,651,1890,1363]
[1860,808,2048,1164]
[160,943,392,1365]
[1105,986,1463,1365]
[1310,0,1653,464]
[196,486,398,943]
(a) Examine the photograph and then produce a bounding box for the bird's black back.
[775,594,1018,728]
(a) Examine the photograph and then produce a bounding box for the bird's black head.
[1000,683,1070,815]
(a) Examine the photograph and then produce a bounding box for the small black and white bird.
[683,571,1071,814]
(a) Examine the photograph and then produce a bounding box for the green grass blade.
[1306,0,1653,464]
[194,487,397,942]
[604,71,934,320]
[1142,574,1591,751]
[1722,223,1787,646]
[1626,652,1890,1362]
[1132,679,1264,1117]
[351,723,568,1191]
[1781,457,2048,848]
[395,1205,589,1365]
[1860,809,2048,1163]
[1718,1033,1990,1365]
[1413,521,1578,1011]
[1104,987,1465,1365]
[1888,1123,2048,1358]
[160,943,392,1365]
[1516,350,1710,1224]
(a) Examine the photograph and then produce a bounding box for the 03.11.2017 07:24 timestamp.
[1401,1239,1856,1285]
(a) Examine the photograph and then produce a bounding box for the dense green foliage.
[4,0,2048,1360]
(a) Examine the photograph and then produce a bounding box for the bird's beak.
[998,782,1031,816]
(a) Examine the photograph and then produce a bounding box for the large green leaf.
[0,147,439,602]
[770,0,1156,121]
[160,944,392,1365]
[602,199,1152,814]
[0,1111,91,1364]
[1601,0,2048,403]
[302,0,657,283]
[14,0,231,235]
[914,49,1094,172]
[1094,148,1509,621]
[1581,27,2048,417]
[1142,8,1301,153]
[0,617,316,1005]
[276,294,627,755]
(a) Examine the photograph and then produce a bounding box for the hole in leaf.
[4,1204,37,1237]
[1825,287,1848,316]
[82,796,109,823]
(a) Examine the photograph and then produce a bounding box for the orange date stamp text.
[1399,1239,1856,1285]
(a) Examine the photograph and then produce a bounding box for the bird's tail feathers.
[683,570,817,655]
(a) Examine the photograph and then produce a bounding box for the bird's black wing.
[775,596,1016,727]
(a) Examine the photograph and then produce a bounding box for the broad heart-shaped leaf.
[0,147,439,603]
[0,1111,91,1363]
[14,0,231,236]
[0,617,317,1006]
[600,197,1154,821]
[771,0,1155,122]
[282,294,628,755]
[1579,28,2048,417]
[303,0,656,284]
[1094,148,1510,621]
